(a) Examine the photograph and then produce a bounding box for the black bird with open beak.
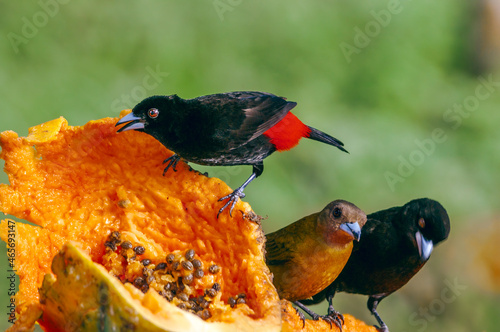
[115,92,347,218]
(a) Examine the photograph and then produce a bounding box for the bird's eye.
[148,108,159,118]
[418,218,426,229]
[332,207,342,218]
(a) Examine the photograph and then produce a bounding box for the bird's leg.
[217,163,263,218]
[367,296,389,332]
[163,154,181,175]
[294,301,343,331]
[217,172,255,218]
[325,291,344,329]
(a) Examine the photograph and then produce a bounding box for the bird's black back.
[134,92,296,166]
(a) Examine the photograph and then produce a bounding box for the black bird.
[115,92,347,217]
[300,198,451,332]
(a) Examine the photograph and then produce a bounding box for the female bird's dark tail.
[307,126,348,153]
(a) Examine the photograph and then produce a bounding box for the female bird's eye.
[332,207,342,218]
[148,108,159,119]
[418,218,426,229]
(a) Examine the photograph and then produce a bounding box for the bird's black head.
[115,95,182,142]
[398,198,450,262]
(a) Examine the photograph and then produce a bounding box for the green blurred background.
[1,0,500,331]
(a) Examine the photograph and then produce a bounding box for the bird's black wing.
[194,91,297,149]
[364,206,401,228]
[350,213,401,266]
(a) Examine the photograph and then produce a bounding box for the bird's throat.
[325,228,357,246]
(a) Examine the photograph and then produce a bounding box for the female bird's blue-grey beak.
[115,113,145,132]
[415,231,433,262]
[340,222,362,241]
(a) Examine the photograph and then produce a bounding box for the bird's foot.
[373,324,389,332]
[163,154,181,175]
[369,300,389,332]
[217,188,245,218]
[309,312,343,330]
[294,301,343,330]
[326,306,345,328]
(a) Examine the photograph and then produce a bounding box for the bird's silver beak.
[340,222,362,241]
[415,231,433,262]
[116,112,145,132]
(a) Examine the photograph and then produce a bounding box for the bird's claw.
[163,154,181,175]
[293,306,307,328]
[308,312,343,330]
[217,189,245,218]
[327,306,344,328]
[301,308,343,330]
[322,311,344,330]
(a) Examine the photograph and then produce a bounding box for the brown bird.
[265,200,367,328]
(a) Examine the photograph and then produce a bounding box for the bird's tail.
[307,126,348,153]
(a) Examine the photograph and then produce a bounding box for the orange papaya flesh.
[0,114,376,331]
[0,113,279,331]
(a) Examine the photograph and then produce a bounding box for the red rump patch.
[263,112,311,151]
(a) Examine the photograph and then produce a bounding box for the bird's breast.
[275,241,353,301]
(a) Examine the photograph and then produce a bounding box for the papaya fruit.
[0,113,375,331]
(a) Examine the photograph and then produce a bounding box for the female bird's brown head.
[317,200,367,246]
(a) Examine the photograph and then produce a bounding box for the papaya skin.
[38,242,270,332]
